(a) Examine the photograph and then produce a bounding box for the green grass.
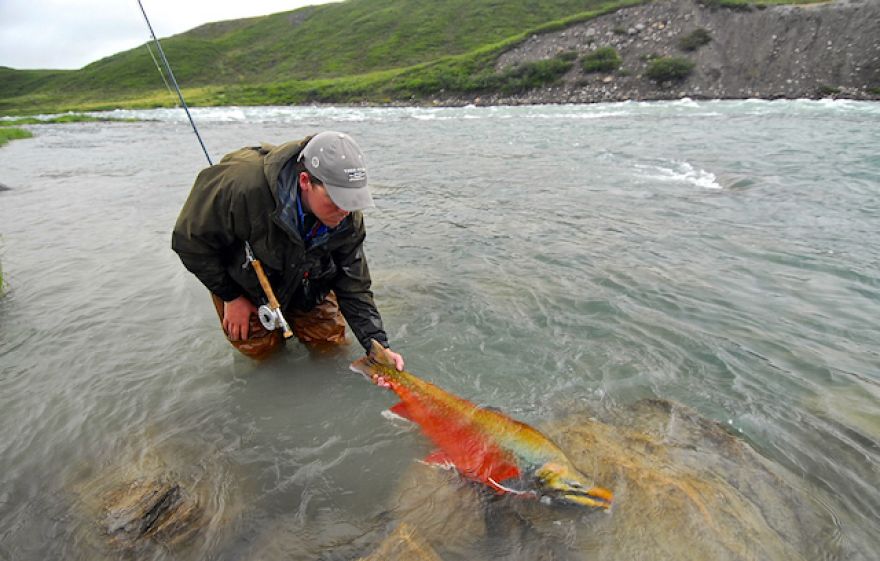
[0,126,33,147]
[0,114,135,148]
[2,114,136,125]
[0,0,829,113]
[645,57,695,82]
[678,28,712,51]
[817,85,840,96]
[581,47,622,73]
[2,1,635,98]
[1,0,646,113]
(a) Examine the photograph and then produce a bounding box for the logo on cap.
[346,168,366,181]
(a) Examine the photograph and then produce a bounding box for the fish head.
[534,462,613,510]
[349,339,397,387]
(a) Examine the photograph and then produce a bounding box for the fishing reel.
[258,304,286,332]
[243,242,293,339]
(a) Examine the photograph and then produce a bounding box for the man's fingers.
[391,352,405,371]
[241,321,250,341]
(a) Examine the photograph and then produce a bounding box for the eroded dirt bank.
[459,0,880,104]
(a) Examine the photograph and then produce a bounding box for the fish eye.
[565,480,583,489]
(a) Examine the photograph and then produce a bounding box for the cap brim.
[324,183,375,211]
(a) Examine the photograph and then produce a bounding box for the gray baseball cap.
[298,131,374,211]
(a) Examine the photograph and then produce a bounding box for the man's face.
[300,172,350,228]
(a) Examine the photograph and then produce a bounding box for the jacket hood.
[261,137,314,200]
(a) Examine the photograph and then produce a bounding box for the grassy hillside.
[0,0,827,115]
[4,1,622,94]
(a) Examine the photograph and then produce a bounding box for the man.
[172,131,404,369]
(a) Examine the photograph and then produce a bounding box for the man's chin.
[323,216,347,228]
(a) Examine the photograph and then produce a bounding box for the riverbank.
[0,114,139,148]
[0,1,876,115]
[438,0,880,105]
[0,127,32,147]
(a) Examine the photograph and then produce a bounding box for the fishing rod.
[136,0,293,339]
[135,0,212,165]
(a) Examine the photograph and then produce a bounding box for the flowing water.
[0,100,878,560]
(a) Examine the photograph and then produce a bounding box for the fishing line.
[144,41,176,102]
[135,0,213,165]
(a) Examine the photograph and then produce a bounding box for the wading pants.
[211,292,347,360]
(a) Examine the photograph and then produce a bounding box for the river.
[0,100,878,560]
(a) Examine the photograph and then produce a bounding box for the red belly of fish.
[390,382,521,491]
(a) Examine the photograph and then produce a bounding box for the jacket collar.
[262,136,314,206]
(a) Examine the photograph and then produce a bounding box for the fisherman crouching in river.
[171,131,404,368]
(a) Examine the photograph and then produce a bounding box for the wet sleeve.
[171,165,250,302]
[331,228,389,352]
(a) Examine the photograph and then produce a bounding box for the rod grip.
[250,259,280,309]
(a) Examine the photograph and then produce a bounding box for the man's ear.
[299,171,313,192]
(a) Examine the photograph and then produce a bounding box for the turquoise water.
[0,100,877,560]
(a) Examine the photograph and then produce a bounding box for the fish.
[350,340,613,510]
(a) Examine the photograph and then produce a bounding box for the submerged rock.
[68,435,248,557]
[359,523,443,561]
[101,476,202,549]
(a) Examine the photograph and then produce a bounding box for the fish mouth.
[559,485,613,510]
[536,463,614,510]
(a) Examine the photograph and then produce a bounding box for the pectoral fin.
[389,401,414,422]
[485,463,521,494]
[423,450,455,468]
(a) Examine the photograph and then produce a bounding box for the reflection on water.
[0,101,878,560]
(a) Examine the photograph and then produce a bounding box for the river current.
[0,100,878,560]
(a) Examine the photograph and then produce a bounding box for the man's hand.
[385,348,405,371]
[223,296,257,341]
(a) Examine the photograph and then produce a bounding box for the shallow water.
[0,100,878,560]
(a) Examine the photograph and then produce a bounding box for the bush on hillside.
[493,55,575,94]
[698,0,754,11]
[581,47,621,73]
[645,57,695,82]
[678,28,712,51]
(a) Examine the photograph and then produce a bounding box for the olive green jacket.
[171,138,388,350]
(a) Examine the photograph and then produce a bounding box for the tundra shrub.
[496,55,574,93]
[645,57,695,82]
[678,28,712,51]
[582,47,621,73]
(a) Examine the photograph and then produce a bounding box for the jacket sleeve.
[171,165,252,302]
[331,216,389,352]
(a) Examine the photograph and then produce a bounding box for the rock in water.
[102,477,202,549]
[359,523,443,561]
